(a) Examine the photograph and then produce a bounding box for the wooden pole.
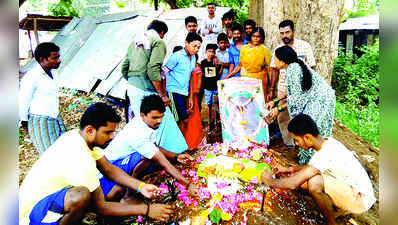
[27,30,34,58]
[33,18,40,45]
[154,0,158,11]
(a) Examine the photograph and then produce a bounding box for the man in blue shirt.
[228,24,248,77]
[165,32,203,131]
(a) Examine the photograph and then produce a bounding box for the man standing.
[221,9,236,44]
[122,20,188,154]
[165,32,202,132]
[176,16,199,48]
[102,95,197,197]
[19,103,173,225]
[185,16,198,33]
[228,24,248,77]
[198,2,222,61]
[268,19,316,150]
[19,42,65,154]
[243,19,256,42]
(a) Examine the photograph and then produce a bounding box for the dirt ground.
[18,89,379,224]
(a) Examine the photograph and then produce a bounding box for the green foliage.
[332,39,379,147]
[334,102,379,148]
[209,208,222,224]
[49,0,79,17]
[140,0,250,24]
[332,39,379,106]
[342,0,379,21]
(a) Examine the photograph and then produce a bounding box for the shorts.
[204,89,218,105]
[100,152,142,196]
[29,187,71,225]
[322,173,366,214]
[168,92,189,122]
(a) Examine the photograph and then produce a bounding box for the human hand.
[161,95,171,106]
[268,108,280,121]
[187,97,194,113]
[265,101,275,111]
[147,204,174,221]
[266,92,274,103]
[261,169,273,185]
[272,163,288,174]
[140,184,162,199]
[177,153,193,165]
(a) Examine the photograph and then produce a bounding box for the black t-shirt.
[200,59,221,91]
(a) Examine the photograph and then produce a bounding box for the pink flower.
[188,170,196,177]
[193,200,199,207]
[256,192,263,202]
[216,181,229,189]
[247,185,253,191]
[198,187,211,199]
[161,170,166,175]
[159,184,169,195]
[181,170,186,176]
[136,215,143,222]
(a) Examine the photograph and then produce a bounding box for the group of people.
[19,3,376,225]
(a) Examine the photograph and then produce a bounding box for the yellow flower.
[221,212,232,221]
[200,209,210,218]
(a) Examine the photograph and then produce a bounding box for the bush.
[332,39,379,147]
[332,39,379,106]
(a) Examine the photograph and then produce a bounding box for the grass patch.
[335,101,379,148]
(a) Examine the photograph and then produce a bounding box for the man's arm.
[121,45,133,79]
[266,68,279,101]
[19,73,37,131]
[121,56,130,79]
[156,145,193,165]
[91,186,173,220]
[147,40,170,105]
[151,151,191,187]
[261,165,321,190]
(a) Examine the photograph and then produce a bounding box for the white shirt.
[199,16,222,44]
[308,137,376,211]
[19,63,59,121]
[104,116,159,161]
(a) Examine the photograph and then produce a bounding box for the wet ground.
[18,89,379,225]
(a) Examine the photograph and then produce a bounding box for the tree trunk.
[249,0,264,27]
[163,0,178,9]
[250,0,345,82]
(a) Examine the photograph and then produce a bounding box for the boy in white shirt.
[261,114,376,225]
[19,42,65,153]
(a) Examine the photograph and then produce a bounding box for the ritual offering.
[217,77,269,146]
[158,141,276,225]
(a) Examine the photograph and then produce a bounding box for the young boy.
[215,33,231,80]
[261,114,376,225]
[200,43,221,129]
